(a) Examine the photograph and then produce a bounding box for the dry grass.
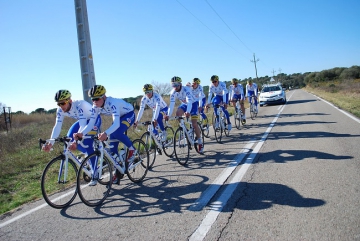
[304,79,360,118]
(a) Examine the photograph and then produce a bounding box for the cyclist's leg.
[212,96,221,123]
[200,97,208,126]
[223,94,231,124]
[109,111,135,161]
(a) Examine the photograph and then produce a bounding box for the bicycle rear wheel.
[193,128,205,154]
[212,112,222,143]
[162,126,175,157]
[41,155,78,209]
[127,139,149,183]
[198,115,210,138]
[223,117,230,137]
[77,154,112,207]
[141,132,157,168]
[174,127,190,165]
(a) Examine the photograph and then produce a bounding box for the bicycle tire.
[162,126,175,157]
[193,128,205,154]
[77,153,112,207]
[141,131,157,168]
[127,139,149,183]
[198,115,210,138]
[41,155,78,209]
[223,116,230,137]
[212,112,222,143]
[174,127,190,165]
[234,108,241,130]
[250,104,255,120]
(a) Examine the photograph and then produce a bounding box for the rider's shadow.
[231,182,326,211]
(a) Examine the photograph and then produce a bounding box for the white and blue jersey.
[246,83,258,97]
[207,81,228,105]
[229,84,245,101]
[168,85,196,116]
[136,92,168,123]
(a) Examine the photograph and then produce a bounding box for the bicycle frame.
[40,137,92,183]
[172,116,196,147]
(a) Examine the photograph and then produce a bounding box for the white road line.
[189,95,289,241]
[189,141,256,211]
[311,93,360,124]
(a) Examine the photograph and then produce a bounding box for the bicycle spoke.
[41,156,78,209]
[77,154,112,207]
[127,139,149,183]
[174,128,189,165]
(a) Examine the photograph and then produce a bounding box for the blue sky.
[1,0,359,113]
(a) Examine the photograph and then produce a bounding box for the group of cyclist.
[42,75,258,184]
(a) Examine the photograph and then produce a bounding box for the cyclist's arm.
[49,108,65,145]
[136,96,147,123]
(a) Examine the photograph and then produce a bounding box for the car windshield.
[262,86,281,92]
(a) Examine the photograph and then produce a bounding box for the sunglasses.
[91,97,102,101]
[145,90,152,94]
[57,100,68,106]
[212,81,218,83]
[172,83,181,88]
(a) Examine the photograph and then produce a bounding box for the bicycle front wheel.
[212,113,222,143]
[77,154,112,207]
[250,104,255,120]
[234,108,241,130]
[41,155,78,209]
[141,131,157,168]
[174,127,190,165]
[162,126,175,157]
[223,117,230,137]
[127,139,149,183]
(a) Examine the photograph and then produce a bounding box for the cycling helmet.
[193,78,201,84]
[54,90,71,102]
[171,76,182,83]
[211,75,219,82]
[186,82,192,87]
[88,85,106,98]
[231,78,238,84]
[143,84,153,92]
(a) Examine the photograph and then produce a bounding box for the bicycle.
[198,112,210,138]
[233,101,245,130]
[249,95,258,120]
[211,104,230,143]
[76,136,149,207]
[139,120,175,168]
[172,116,204,166]
[39,136,92,209]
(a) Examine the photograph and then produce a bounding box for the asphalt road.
[1,89,359,241]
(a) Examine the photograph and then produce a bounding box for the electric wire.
[175,0,249,60]
[205,0,254,54]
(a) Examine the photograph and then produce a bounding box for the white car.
[259,84,286,106]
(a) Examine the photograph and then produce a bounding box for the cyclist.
[206,75,232,130]
[133,84,169,142]
[187,78,209,130]
[73,85,136,185]
[42,90,101,159]
[229,78,246,124]
[164,76,204,154]
[246,79,258,113]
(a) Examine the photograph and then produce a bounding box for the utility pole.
[271,69,276,77]
[278,68,282,82]
[250,53,259,82]
[74,0,96,103]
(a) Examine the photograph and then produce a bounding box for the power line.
[175,0,248,60]
[205,0,254,54]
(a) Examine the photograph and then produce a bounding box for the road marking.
[189,95,289,241]
[311,93,360,124]
[189,140,256,211]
